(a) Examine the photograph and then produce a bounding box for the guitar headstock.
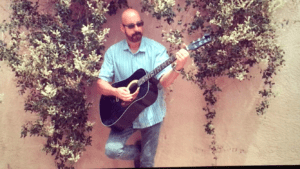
[186,34,211,51]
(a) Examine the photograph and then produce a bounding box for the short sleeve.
[98,48,114,82]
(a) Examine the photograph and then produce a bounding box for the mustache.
[133,32,142,36]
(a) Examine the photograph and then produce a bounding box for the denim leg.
[105,126,140,160]
[139,122,162,167]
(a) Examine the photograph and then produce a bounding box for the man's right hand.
[115,87,133,102]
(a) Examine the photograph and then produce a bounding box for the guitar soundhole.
[129,83,138,94]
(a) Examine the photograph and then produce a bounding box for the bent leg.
[105,126,140,160]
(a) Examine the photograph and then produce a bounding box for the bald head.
[121,9,141,25]
[120,8,143,43]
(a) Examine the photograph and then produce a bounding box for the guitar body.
[99,69,159,131]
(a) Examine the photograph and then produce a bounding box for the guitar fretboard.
[137,56,177,86]
[136,34,211,87]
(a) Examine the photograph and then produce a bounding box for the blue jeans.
[105,122,162,167]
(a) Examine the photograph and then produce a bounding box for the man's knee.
[105,142,123,159]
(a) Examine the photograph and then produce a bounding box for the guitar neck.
[137,34,211,87]
[137,56,177,86]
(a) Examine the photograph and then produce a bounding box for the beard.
[126,31,142,43]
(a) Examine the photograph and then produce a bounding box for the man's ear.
[120,24,125,34]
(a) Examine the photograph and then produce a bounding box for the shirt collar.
[122,36,146,53]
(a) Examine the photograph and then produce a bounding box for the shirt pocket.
[114,54,133,82]
[132,52,152,73]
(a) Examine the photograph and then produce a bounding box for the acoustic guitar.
[99,34,212,130]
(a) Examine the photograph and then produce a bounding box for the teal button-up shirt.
[99,37,172,129]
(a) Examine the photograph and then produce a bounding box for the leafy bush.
[141,0,176,24]
[0,0,110,168]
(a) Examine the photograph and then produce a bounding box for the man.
[97,8,189,168]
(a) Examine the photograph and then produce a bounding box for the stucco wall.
[0,0,300,168]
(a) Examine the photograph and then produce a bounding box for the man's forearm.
[159,48,189,88]
[159,69,180,88]
[96,79,117,96]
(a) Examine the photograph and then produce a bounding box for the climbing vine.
[0,93,3,103]
[156,0,286,164]
[158,0,286,130]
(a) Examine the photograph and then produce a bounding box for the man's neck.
[127,40,141,54]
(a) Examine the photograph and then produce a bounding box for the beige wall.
[0,0,300,168]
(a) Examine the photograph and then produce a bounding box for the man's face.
[123,21,143,43]
[121,10,144,43]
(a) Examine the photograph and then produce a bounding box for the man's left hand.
[174,49,189,70]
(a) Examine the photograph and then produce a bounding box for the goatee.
[127,31,142,43]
